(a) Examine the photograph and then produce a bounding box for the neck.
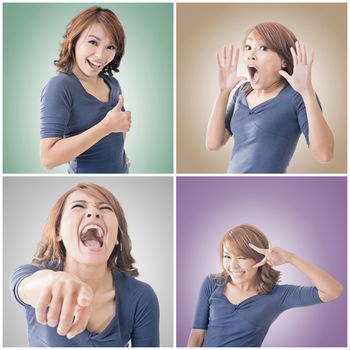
[231,278,258,293]
[254,79,285,97]
[63,258,112,292]
[72,65,100,85]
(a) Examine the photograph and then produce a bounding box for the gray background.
[3,176,173,347]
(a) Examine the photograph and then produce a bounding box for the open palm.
[217,45,246,92]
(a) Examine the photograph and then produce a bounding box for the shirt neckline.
[244,82,289,112]
[71,72,113,105]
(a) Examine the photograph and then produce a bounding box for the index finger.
[248,243,267,255]
[77,284,93,307]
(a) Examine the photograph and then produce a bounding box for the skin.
[40,22,132,170]
[18,190,119,338]
[188,241,343,347]
[206,30,334,165]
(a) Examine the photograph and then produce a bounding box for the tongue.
[84,240,101,248]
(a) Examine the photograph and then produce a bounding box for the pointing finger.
[249,243,267,255]
[77,285,93,308]
[252,257,267,268]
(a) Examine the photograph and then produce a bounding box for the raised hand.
[217,45,247,93]
[35,271,93,339]
[103,95,132,134]
[279,41,314,94]
[249,243,293,268]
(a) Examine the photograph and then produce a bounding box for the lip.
[79,222,106,252]
[86,58,103,71]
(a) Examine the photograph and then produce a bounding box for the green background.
[3,3,173,173]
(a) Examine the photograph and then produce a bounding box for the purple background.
[176,176,347,347]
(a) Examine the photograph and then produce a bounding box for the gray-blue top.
[40,73,128,173]
[11,264,159,347]
[193,276,322,347]
[224,83,320,173]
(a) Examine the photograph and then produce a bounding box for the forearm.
[206,90,231,151]
[302,89,334,163]
[18,270,58,307]
[288,253,343,302]
[188,329,205,347]
[40,120,109,169]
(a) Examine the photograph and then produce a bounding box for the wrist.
[300,87,315,100]
[99,116,111,137]
[287,252,298,264]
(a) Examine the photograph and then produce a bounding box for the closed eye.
[224,254,231,259]
[100,205,113,211]
[72,204,85,209]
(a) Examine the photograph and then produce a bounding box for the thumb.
[114,95,124,112]
[279,70,290,82]
[77,285,93,307]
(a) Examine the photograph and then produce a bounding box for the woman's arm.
[40,96,131,169]
[18,269,93,338]
[279,41,334,163]
[250,244,344,302]
[206,45,246,151]
[188,329,206,347]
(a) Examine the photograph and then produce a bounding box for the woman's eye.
[238,257,246,260]
[259,46,268,51]
[72,204,84,209]
[107,45,116,51]
[100,206,113,211]
[89,40,98,46]
[224,255,231,259]
[244,45,251,51]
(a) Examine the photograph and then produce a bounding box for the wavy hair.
[242,22,298,93]
[214,224,280,294]
[32,183,138,276]
[54,6,125,76]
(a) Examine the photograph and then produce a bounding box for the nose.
[86,206,101,219]
[230,258,240,269]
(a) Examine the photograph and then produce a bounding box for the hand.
[217,45,247,93]
[35,271,93,339]
[249,243,293,268]
[279,41,314,94]
[103,96,132,134]
[125,154,131,169]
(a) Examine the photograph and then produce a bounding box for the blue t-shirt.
[10,264,159,347]
[40,72,128,173]
[224,82,321,173]
[193,276,322,347]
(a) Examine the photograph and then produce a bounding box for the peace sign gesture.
[279,41,314,94]
[249,243,293,268]
[217,45,247,93]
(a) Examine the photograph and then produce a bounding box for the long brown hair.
[32,183,138,276]
[242,22,298,93]
[215,224,280,294]
[54,6,125,76]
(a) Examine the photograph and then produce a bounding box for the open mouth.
[247,66,259,83]
[80,224,104,248]
[86,59,102,70]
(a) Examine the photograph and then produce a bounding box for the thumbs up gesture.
[103,96,132,134]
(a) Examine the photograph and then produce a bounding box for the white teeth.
[82,224,104,237]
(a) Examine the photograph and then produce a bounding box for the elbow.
[320,283,344,302]
[205,139,224,151]
[310,144,334,164]
[40,154,56,170]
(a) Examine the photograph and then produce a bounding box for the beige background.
[177,3,347,173]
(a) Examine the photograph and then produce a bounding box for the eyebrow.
[88,35,101,41]
[70,200,110,206]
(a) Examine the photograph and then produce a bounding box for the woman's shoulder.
[43,73,77,96]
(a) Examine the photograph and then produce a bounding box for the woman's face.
[223,244,258,285]
[73,22,116,78]
[58,190,119,267]
[243,30,285,90]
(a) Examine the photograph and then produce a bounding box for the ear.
[281,59,287,69]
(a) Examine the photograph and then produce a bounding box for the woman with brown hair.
[188,224,343,347]
[40,7,131,173]
[206,22,334,173]
[10,183,159,346]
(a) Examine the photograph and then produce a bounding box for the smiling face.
[73,22,116,78]
[223,244,258,286]
[57,190,119,267]
[243,30,286,90]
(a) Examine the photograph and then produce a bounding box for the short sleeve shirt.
[40,73,128,173]
[193,276,322,347]
[224,83,321,173]
[10,264,160,347]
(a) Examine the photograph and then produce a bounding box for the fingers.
[248,243,267,255]
[295,41,302,64]
[216,53,222,68]
[217,45,239,69]
[278,70,291,82]
[77,284,93,308]
[309,49,314,68]
[290,46,297,67]
[232,46,240,70]
[56,290,76,336]
[66,306,90,339]
[252,257,267,268]
[36,288,52,325]
[114,95,124,112]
